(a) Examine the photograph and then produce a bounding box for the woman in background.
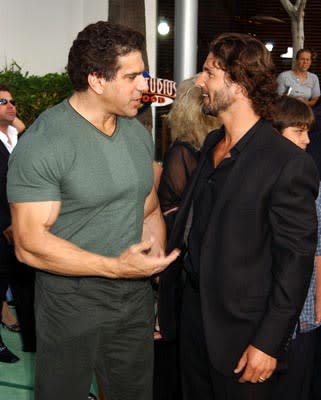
[277,49,320,108]
[158,75,220,219]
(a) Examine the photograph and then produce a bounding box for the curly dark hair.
[209,32,278,120]
[67,21,145,91]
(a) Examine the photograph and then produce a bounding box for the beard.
[202,87,234,117]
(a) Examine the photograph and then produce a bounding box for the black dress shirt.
[185,122,260,288]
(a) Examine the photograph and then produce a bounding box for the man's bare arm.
[142,162,166,256]
[10,201,179,278]
[12,117,26,134]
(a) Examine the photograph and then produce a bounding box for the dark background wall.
[155,0,321,159]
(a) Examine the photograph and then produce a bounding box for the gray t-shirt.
[277,70,321,100]
[7,99,154,257]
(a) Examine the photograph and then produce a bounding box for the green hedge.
[0,62,73,127]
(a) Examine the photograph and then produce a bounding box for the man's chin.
[202,104,218,117]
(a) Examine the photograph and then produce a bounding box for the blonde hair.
[166,75,220,150]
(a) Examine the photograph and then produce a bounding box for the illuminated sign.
[142,74,176,107]
[138,72,176,114]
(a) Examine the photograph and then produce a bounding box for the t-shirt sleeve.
[277,72,287,95]
[7,120,63,203]
[311,74,321,98]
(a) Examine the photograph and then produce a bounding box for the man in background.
[0,83,20,363]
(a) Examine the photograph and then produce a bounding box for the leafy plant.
[0,62,73,127]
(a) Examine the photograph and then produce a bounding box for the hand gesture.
[117,238,180,278]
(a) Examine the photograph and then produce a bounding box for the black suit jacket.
[158,119,319,376]
[0,140,15,267]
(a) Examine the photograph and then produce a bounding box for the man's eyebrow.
[123,70,144,78]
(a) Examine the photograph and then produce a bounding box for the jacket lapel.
[0,140,10,158]
[209,120,268,219]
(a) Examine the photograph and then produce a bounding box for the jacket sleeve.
[252,153,320,358]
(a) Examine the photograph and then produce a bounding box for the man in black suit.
[0,83,20,362]
[158,33,319,400]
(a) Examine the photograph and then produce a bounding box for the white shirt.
[0,125,18,153]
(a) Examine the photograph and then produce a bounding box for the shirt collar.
[0,125,19,153]
[230,118,262,156]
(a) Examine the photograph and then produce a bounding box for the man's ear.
[87,73,106,95]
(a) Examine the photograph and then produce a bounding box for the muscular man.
[158,33,319,400]
[7,21,179,400]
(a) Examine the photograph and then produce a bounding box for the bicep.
[153,161,163,191]
[143,185,159,220]
[10,201,61,247]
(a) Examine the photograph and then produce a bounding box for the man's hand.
[233,344,277,383]
[116,238,180,278]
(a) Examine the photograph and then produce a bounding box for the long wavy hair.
[166,75,221,150]
[209,32,278,121]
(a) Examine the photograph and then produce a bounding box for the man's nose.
[138,75,148,92]
[195,72,206,88]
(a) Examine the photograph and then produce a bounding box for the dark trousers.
[0,260,36,351]
[275,329,316,400]
[180,278,276,400]
[10,263,36,351]
[34,275,154,400]
[154,339,181,400]
[311,326,321,399]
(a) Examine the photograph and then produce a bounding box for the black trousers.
[274,329,316,400]
[180,278,276,400]
[0,260,36,351]
[154,339,181,400]
[311,326,321,400]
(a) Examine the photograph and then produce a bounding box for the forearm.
[143,205,166,256]
[14,228,119,278]
[308,97,319,107]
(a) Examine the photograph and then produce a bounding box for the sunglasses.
[0,98,16,106]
